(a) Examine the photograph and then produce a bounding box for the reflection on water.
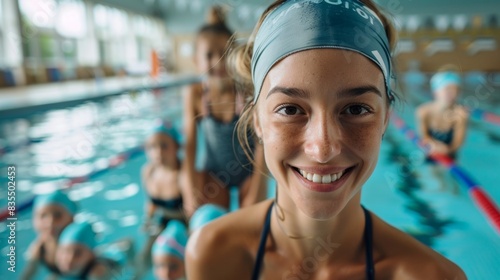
[104,183,139,200]
[385,131,458,247]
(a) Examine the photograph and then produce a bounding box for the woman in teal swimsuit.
[186,1,466,279]
[182,6,267,215]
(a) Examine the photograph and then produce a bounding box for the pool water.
[0,83,499,279]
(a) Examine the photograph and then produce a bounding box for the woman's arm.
[182,84,200,216]
[448,107,469,154]
[416,105,432,143]
[141,165,157,230]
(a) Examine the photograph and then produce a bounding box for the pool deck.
[0,74,200,119]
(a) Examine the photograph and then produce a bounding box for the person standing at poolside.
[182,6,267,216]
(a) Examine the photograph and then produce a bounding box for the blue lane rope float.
[468,108,500,127]
[391,113,500,234]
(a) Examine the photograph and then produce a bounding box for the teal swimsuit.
[197,88,254,187]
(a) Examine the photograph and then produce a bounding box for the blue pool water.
[0,83,499,279]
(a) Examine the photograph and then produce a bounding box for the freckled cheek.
[344,123,383,158]
[262,121,301,170]
[265,122,301,150]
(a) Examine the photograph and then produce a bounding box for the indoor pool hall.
[1,0,499,279]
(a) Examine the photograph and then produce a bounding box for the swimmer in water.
[416,66,468,193]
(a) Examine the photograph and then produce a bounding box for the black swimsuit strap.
[251,202,274,280]
[362,205,375,280]
[252,204,374,280]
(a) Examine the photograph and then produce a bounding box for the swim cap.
[152,220,188,259]
[430,71,461,92]
[151,120,182,145]
[252,0,393,102]
[189,204,228,232]
[34,190,78,215]
[59,222,97,250]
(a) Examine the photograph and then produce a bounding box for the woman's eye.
[345,105,369,115]
[277,105,302,116]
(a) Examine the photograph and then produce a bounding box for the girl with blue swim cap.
[55,222,127,280]
[152,220,189,280]
[21,190,77,280]
[182,6,268,216]
[416,65,469,193]
[186,1,465,279]
[136,119,187,279]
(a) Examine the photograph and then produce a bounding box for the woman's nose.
[303,114,341,163]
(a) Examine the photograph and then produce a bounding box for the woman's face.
[153,254,186,280]
[434,84,459,106]
[254,49,389,219]
[195,33,230,77]
[55,243,94,276]
[146,133,178,167]
[33,205,73,239]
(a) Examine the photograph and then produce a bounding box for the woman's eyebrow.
[266,85,383,99]
[266,86,309,99]
[338,86,382,98]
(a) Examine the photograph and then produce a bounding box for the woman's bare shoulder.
[186,200,273,279]
[372,214,466,279]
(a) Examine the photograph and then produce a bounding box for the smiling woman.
[185,0,467,279]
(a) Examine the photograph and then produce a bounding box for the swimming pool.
[0,82,499,279]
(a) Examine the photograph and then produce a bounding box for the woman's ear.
[383,107,391,137]
[253,107,262,139]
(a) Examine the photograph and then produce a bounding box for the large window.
[56,0,87,38]
[94,4,127,38]
[14,0,170,77]
[19,0,58,29]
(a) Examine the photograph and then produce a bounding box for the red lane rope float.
[391,112,500,234]
[468,108,500,127]
[0,146,144,222]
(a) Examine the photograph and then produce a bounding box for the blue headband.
[59,222,96,250]
[430,72,461,92]
[252,0,392,102]
[34,190,78,215]
[151,121,181,145]
[189,204,228,232]
[152,220,188,259]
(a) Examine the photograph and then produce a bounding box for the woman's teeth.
[298,169,344,184]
